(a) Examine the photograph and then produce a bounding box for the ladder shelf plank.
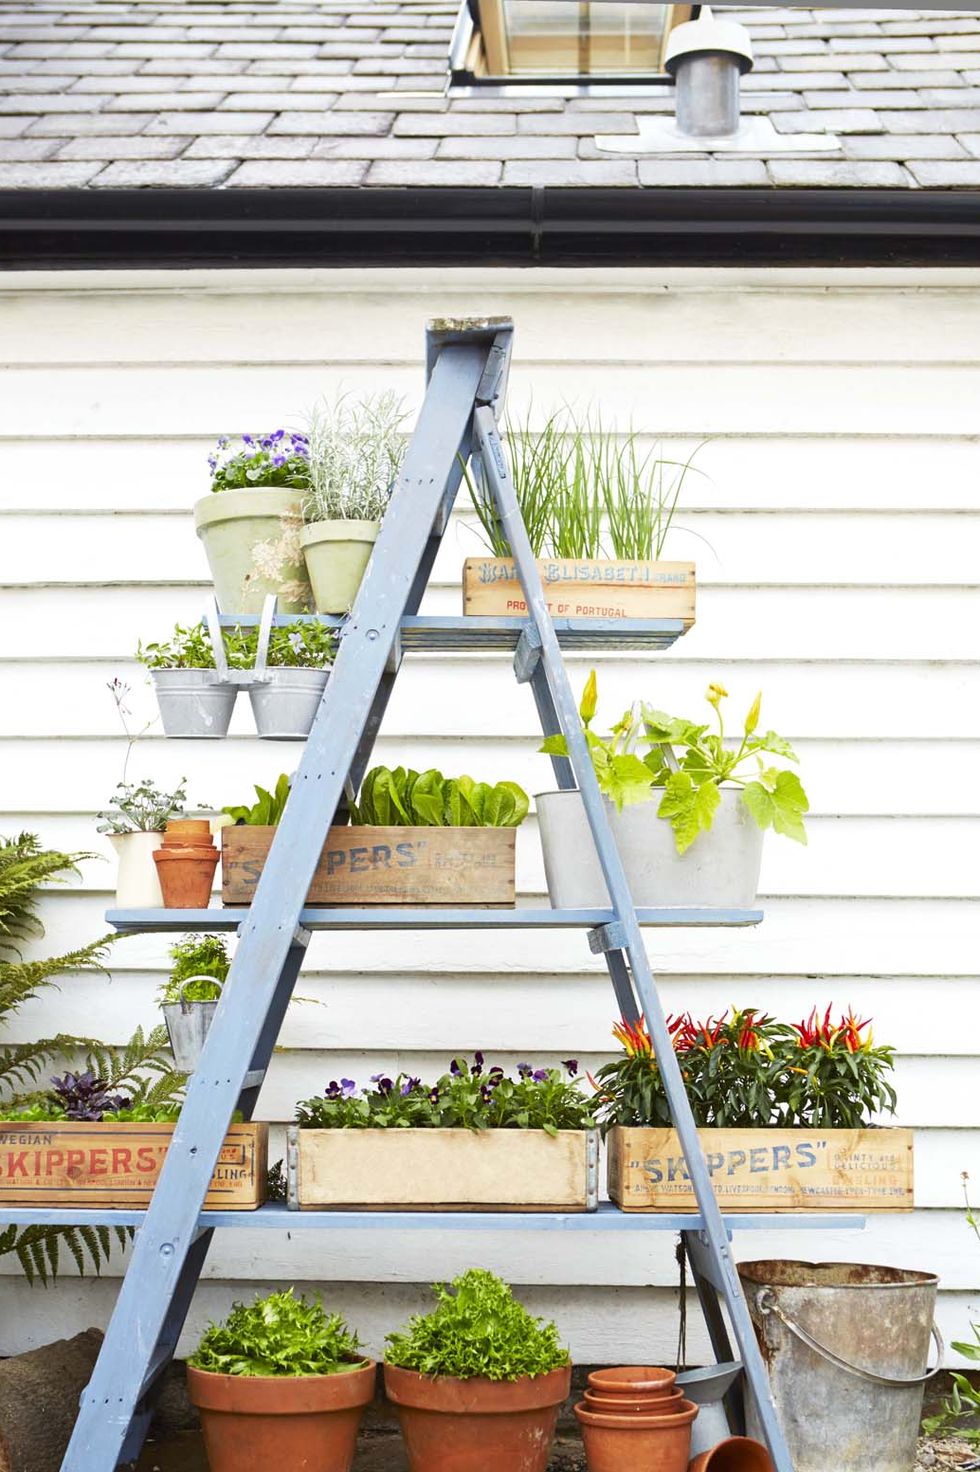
[0,1202,866,1232]
[213,611,687,654]
[106,906,764,933]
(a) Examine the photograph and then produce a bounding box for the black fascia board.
[1,185,979,269]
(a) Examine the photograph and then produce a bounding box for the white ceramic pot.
[300,519,379,614]
[248,667,330,741]
[535,787,764,909]
[108,831,165,908]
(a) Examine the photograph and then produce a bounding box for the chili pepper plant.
[594,1006,896,1132]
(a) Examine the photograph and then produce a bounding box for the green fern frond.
[0,1222,133,1286]
[0,834,97,958]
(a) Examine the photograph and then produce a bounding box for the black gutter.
[1,186,979,269]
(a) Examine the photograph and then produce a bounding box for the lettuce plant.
[222,774,291,827]
[209,431,311,493]
[385,1269,569,1382]
[296,1056,592,1136]
[351,766,529,828]
[541,671,808,854]
[190,1290,363,1378]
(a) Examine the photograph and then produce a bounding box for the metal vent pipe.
[664,8,754,139]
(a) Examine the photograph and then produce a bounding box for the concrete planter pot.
[162,977,221,1070]
[384,1362,571,1472]
[187,1358,375,1472]
[152,669,237,739]
[193,488,311,615]
[300,519,379,614]
[107,831,164,908]
[535,787,764,909]
[248,667,330,741]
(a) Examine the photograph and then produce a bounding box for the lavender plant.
[209,431,311,493]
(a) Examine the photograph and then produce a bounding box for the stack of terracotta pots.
[152,819,219,908]
[574,1366,698,1471]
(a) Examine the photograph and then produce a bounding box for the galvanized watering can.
[739,1260,943,1472]
[162,978,221,1071]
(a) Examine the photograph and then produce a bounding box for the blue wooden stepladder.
[0,318,866,1469]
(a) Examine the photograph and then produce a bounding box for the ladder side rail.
[61,341,493,1472]
[683,1229,746,1435]
[472,403,794,1472]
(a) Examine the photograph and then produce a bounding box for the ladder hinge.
[589,922,628,955]
[513,624,542,684]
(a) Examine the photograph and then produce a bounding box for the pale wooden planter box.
[287,1127,599,1211]
[0,1122,267,1211]
[463,557,695,626]
[607,1126,913,1212]
[222,825,515,907]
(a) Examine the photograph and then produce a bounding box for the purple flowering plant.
[295,1055,593,1136]
[209,430,311,493]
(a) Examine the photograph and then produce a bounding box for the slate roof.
[1,1,979,189]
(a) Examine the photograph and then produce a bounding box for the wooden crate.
[288,1127,599,1211]
[463,557,696,625]
[222,825,516,907]
[607,1126,913,1212]
[0,1122,267,1210]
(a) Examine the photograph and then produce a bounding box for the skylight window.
[452,0,691,85]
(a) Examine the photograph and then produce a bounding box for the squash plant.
[542,671,808,853]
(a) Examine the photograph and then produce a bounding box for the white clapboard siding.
[0,265,978,1362]
[1,435,978,512]
[2,739,977,817]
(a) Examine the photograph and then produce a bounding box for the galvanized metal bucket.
[246,593,331,740]
[152,669,237,739]
[739,1260,943,1472]
[162,978,221,1071]
[249,669,330,740]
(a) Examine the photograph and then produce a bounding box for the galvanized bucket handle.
[205,595,230,681]
[757,1289,944,1387]
[178,976,223,1012]
[253,593,278,682]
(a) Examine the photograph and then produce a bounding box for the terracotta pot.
[153,843,218,908]
[384,1361,571,1472]
[187,1357,375,1472]
[584,1385,684,1415]
[587,1365,677,1398]
[161,819,214,847]
[574,1397,697,1472]
[689,1436,775,1472]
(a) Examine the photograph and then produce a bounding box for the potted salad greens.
[384,1268,571,1472]
[194,431,313,615]
[229,612,335,741]
[98,777,187,908]
[186,1290,374,1472]
[220,767,529,907]
[462,406,698,625]
[160,933,230,1069]
[598,1008,909,1212]
[300,392,406,613]
[138,622,239,739]
[537,672,808,908]
[290,1056,596,1209]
